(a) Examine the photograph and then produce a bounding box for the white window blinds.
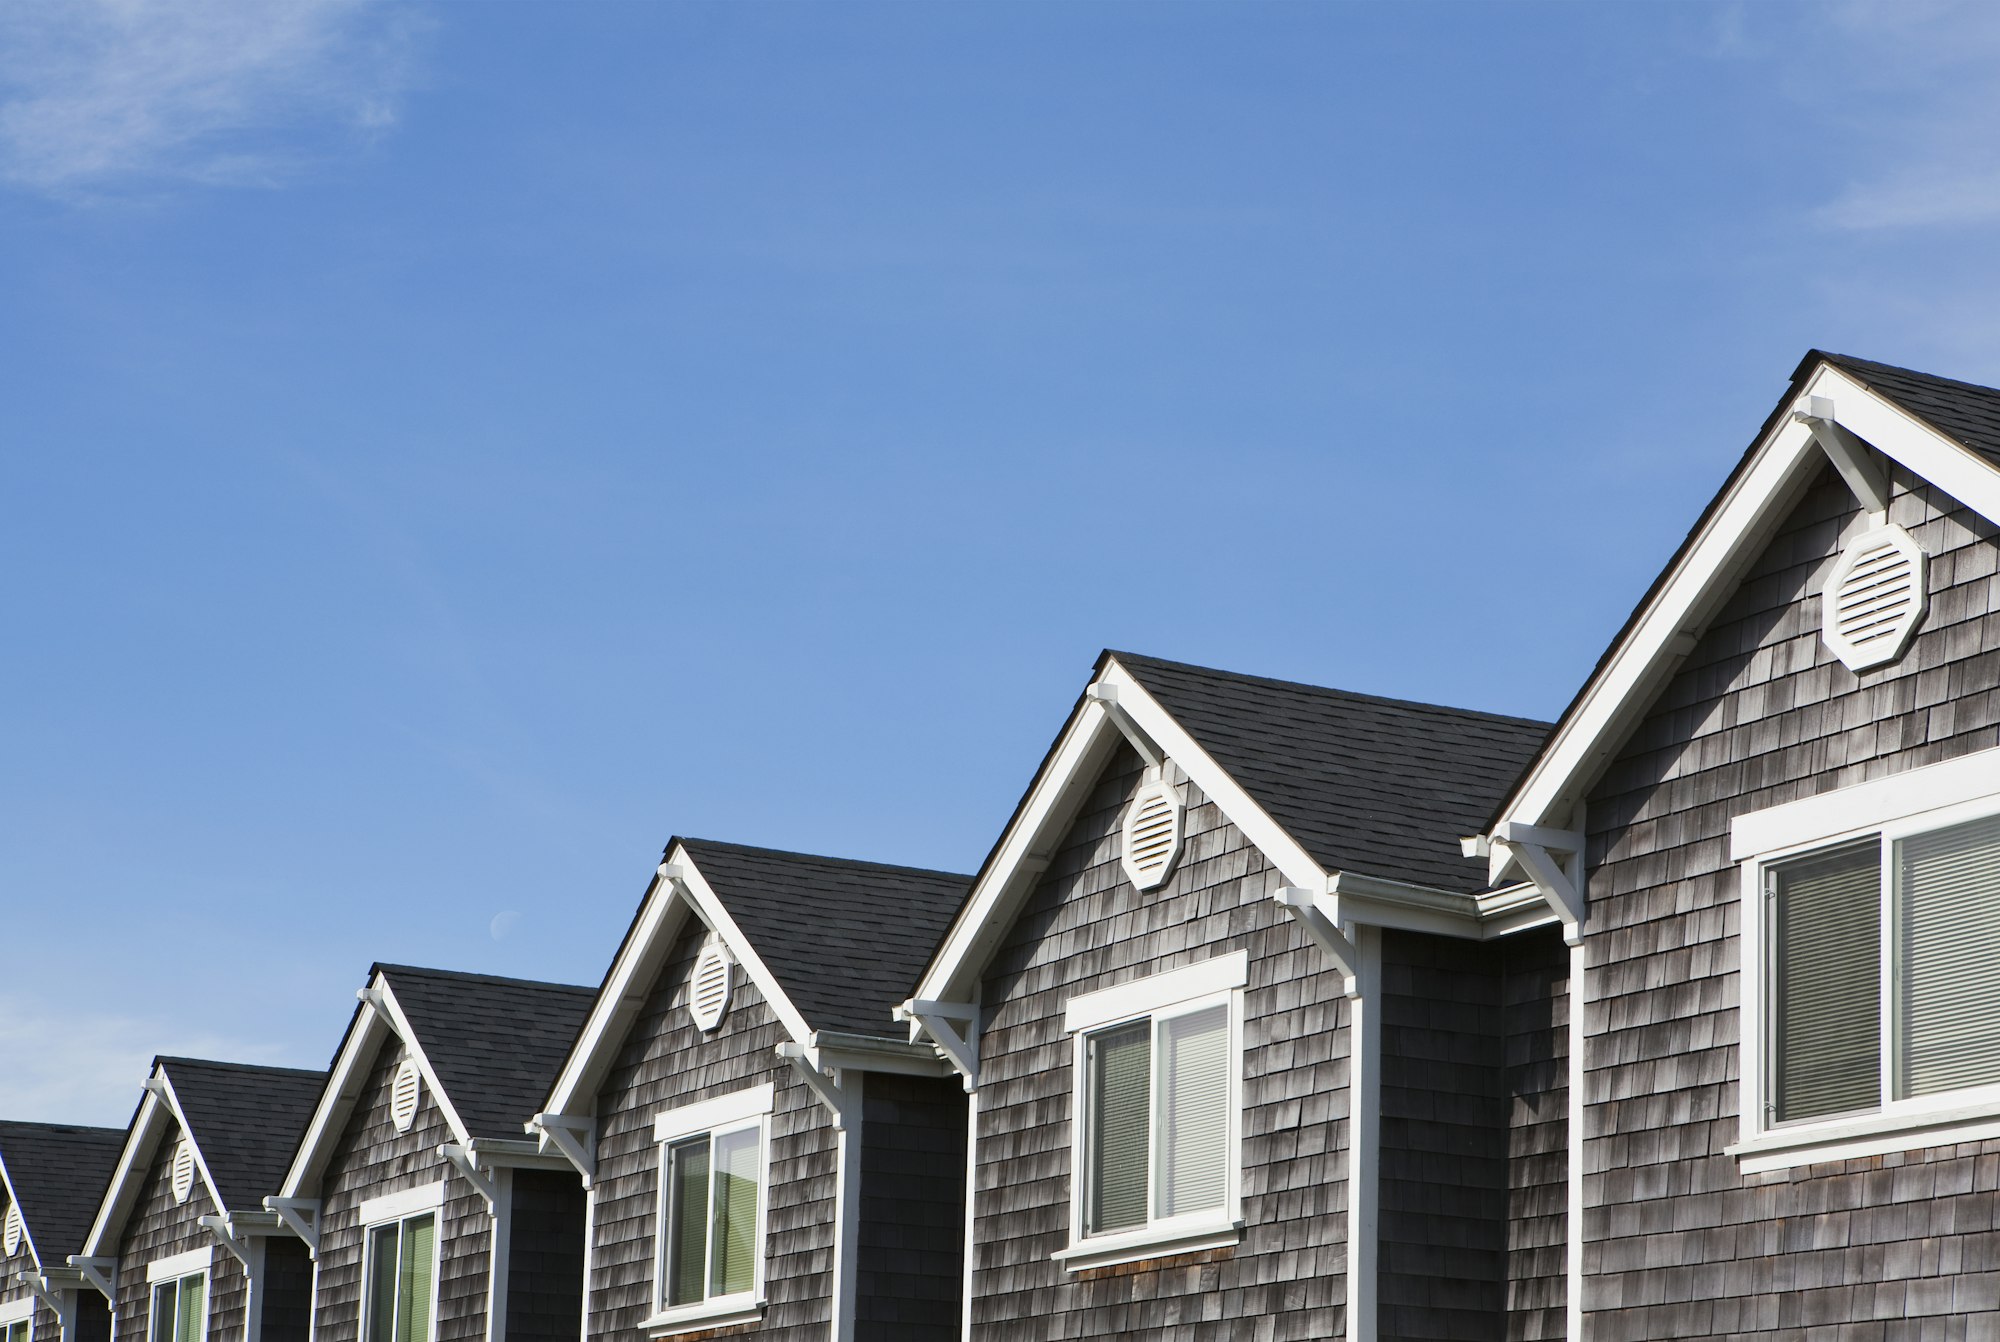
[1156,1005,1228,1217]
[1772,842,1880,1123]
[1085,1022,1151,1234]
[1897,813,2000,1098]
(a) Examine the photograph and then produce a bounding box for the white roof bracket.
[894,999,978,1091]
[1488,824,1586,945]
[24,1273,64,1314]
[197,1215,254,1269]
[261,1198,321,1257]
[1085,684,1165,769]
[438,1143,498,1212]
[1274,886,1360,998]
[775,1043,846,1129]
[525,1114,595,1189]
[1795,396,1891,522]
[65,1258,115,1302]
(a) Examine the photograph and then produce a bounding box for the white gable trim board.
[0,1155,38,1271]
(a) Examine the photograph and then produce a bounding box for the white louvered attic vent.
[1121,781,1186,891]
[390,1057,423,1133]
[170,1137,196,1205]
[3,1201,22,1256]
[1823,524,1928,672]
[689,940,732,1032]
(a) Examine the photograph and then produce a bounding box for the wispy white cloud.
[0,0,423,200]
[0,995,289,1126]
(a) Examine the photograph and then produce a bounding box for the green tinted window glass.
[176,1275,204,1342]
[366,1223,401,1342]
[1085,1021,1152,1233]
[151,1282,178,1342]
[709,1127,760,1298]
[397,1215,435,1342]
[665,1136,710,1307]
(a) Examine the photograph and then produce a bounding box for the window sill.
[1729,1100,2000,1173]
[1050,1216,1242,1271]
[639,1298,764,1337]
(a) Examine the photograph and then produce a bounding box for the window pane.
[1086,1021,1151,1234]
[1156,1005,1229,1217]
[177,1275,204,1342]
[397,1216,435,1342]
[1898,813,2000,1096]
[152,1281,178,1342]
[665,1136,710,1306]
[709,1128,760,1298]
[367,1223,400,1342]
[1772,841,1881,1122]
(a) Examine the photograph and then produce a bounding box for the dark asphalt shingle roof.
[677,840,971,1038]
[1818,351,2000,467]
[1111,651,1551,894]
[0,1122,124,1261]
[379,966,598,1141]
[161,1058,327,1214]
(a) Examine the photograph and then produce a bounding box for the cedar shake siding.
[72,1299,109,1342]
[588,918,837,1341]
[313,1041,490,1342]
[0,1195,58,1342]
[260,1239,313,1342]
[504,1170,586,1342]
[854,1073,967,1342]
[1373,927,1568,1342]
[112,1132,250,1342]
[1580,459,2000,1340]
[971,747,1350,1341]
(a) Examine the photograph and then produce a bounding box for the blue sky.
[5,0,1999,1123]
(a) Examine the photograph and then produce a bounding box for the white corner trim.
[1730,744,2000,859]
[146,1247,213,1284]
[652,1084,776,1143]
[0,1297,34,1326]
[357,1181,446,1227]
[1062,952,1249,1033]
[1048,1216,1241,1271]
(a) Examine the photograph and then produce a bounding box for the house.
[905,650,1562,1342]
[268,965,596,1342]
[75,1059,326,1342]
[1468,351,2000,1340]
[0,1122,124,1342]
[532,839,970,1342]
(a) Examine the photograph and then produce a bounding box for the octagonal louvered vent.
[390,1057,423,1133]
[689,940,732,1032]
[170,1137,196,1205]
[1121,781,1185,891]
[3,1201,22,1256]
[1823,524,1927,672]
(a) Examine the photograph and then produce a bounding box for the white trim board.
[652,1085,776,1143]
[1063,952,1248,1033]
[0,1298,33,1326]
[1730,744,2000,859]
[357,1182,446,1227]
[1489,357,2000,851]
[146,1247,212,1284]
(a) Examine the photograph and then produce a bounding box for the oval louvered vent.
[170,1137,196,1205]
[390,1057,423,1133]
[689,941,732,1032]
[3,1201,22,1255]
[1823,524,1927,672]
[1121,781,1185,891]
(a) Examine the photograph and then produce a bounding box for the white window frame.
[1053,953,1246,1271]
[642,1084,774,1337]
[1732,748,2000,1172]
[357,1183,443,1342]
[145,1248,211,1342]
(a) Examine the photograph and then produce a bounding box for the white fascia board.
[278,997,394,1200]
[0,1154,39,1271]
[1495,359,2000,835]
[369,977,475,1150]
[917,662,1329,1005]
[667,845,816,1050]
[543,865,696,1117]
[81,1088,175,1258]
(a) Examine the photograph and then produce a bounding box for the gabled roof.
[676,840,969,1037]
[1485,350,2000,861]
[278,964,596,1199]
[541,839,970,1118]
[1115,652,1549,894]
[380,966,597,1141]
[0,1122,124,1267]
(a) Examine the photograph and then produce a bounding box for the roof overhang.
[0,1151,40,1272]
[1481,355,2000,928]
[80,1064,230,1259]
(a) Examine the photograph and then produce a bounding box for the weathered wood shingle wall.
[1583,462,2000,1340]
[314,1043,489,1342]
[504,1169,585,1342]
[1502,927,1567,1342]
[589,919,834,1341]
[0,1189,58,1342]
[112,1131,247,1342]
[260,1237,313,1342]
[855,1071,966,1341]
[972,749,1349,1341]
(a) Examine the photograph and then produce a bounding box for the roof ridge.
[157,1056,326,1079]
[1105,649,1553,729]
[675,836,972,882]
[0,1120,124,1137]
[1815,349,2000,398]
[375,963,596,994]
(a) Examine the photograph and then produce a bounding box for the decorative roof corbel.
[1793,395,1891,522]
[525,1114,595,1188]
[65,1257,116,1302]
[894,999,978,1091]
[437,1144,498,1211]
[1475,822,1586,944]
[1273,885,1360,998]
[261,1197,321,1257]
[774,1043,846,1129]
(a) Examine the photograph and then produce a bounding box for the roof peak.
[1103,648,1552,729]
[673,835,972,882]
[374,963,594,995]
[156,1056,325,1079]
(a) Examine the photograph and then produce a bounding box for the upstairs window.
[650,1085,773,1332]
[1,1299,31,1342]
[1057,952,1245,1270]
[359,1186,439,1342]
[2,1319,26,1342]
[148,1267,207,1342]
